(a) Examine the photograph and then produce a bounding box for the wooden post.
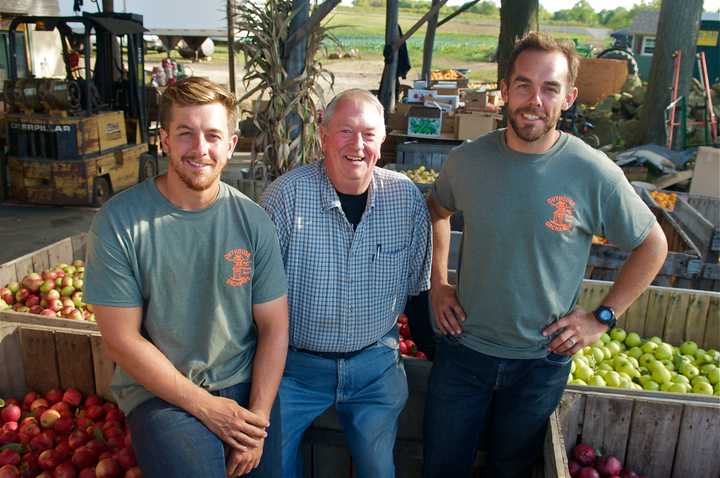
[497,0,538,82]
[379,0,400,114]
[284,0,310,165]
[421,0,441,82]
[227,0,237,95]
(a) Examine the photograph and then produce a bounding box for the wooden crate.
[575,58,628,106]
[0,319,114,401]
[578,279,719,350]
[0,234,99,331]
[300,358,569,478]
[557,389,720,478]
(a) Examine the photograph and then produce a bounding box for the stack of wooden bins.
[0,234,114,401]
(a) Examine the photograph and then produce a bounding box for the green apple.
[649,336,663,345]
[574,362,594,382]
[590,346,605,363]
[654,343,674,361]
[679,362,700,379]
[570,360,577,375]
[610,327,627,343]
[651,364,672,384]
[707,367,720,385]
[607,341,623,357]
[569,378,587,386]
[628,356,640,369]
[692,381,714,395]
[624,332,642,348]
[679,340,699,356]
[691,376,709,387]
[598,362,614,372]
[700,363,718,375]
[672,373,690,385]
[627,346,643,359]
[668,382,688,393]
[660,359,674,371]
[600,332,611,344]
[660,381,674,392]
[605,371,622,388]
[640,376,660,391]
[589,375,607,387]
[642,341,658,354]
[639,352,656,368]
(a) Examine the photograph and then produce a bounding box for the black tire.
[92,176,112,207]
[597,48,639,77]
[139,153,158,181]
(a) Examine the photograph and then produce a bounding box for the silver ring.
[568,337,576,346]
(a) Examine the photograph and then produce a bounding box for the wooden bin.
[0,317,114,401]
[300,358,569,478]
[557,389,720,478]
[0,234,98,331]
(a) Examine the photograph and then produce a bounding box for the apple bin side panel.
[671,405,720,477]
[0,323,27,400]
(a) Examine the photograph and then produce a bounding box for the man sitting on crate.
[423,32,669,478]
[84,77,289,478]
[260,89,432,478]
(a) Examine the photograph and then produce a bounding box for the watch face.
[598,308,612,322]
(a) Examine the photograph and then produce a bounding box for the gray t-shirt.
[433,130,655,359]
[84,179,288,414]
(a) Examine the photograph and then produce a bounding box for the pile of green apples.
[568,327,720,396]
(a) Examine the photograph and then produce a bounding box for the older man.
[261,89,431,478]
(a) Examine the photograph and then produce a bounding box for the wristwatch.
[593,305,616,330]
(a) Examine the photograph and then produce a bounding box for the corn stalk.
[234,0,337,178]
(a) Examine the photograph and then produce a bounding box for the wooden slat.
[703,295,720,350]
[13,256,34,280]
[662,292,690,345]
[671,404,720,478]
[19,328,61,392]
[55,332,95,395]
[565,384,720,405]
[0,324,26,399]
[30,250,51,276]
[90,335,115,400]
[0,263,18,288]
[643,289,671,339]
[623,289,649,335]
[624,401,683,478]
[71,235,88,263]
[543,410,570,478]
[0,310,100,332]
[580,395,633,461]
[48,239,74,267]
[684,293,710,346]
[556,392,585,456]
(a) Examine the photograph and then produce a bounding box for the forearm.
[102,334,212,416]
[248,316,288,420]
[601,223,668,318]
[428,198,452,287]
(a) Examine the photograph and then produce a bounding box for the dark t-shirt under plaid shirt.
[261,161,432,353]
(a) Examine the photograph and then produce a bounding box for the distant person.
[261,88,431,478]
[423,32,668,478]
[85,77,289,478]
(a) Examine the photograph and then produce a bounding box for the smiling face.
[321,96,386,195]
[160,102,237,193]
[501,49,578,153]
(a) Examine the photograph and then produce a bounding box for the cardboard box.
[412,80,428,89]
[407,89,435,103]
[441,113,456,135]
[432,87,460,96]
[408,105,442,136]
[690,147,720,198]
[396,103,413,115]
[576,58,628,106]
[455,113,500,140]
[463,90,487,105]
[387,111,408,132]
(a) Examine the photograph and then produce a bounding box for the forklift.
[1,11,159,206]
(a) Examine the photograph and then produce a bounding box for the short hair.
[322,89,385,126]
[159,77,239,131]
[505,32,580,88]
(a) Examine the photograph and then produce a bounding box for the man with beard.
[84,77,289,478]
[261,89,431,478]
[422,33,668,478]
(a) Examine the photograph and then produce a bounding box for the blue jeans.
[128,382,281,478]
[280,335,408,478]
[423,337,571,478]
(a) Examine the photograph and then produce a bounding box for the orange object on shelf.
[649,191,677,211]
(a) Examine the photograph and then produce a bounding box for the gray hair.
[322,89,385,126]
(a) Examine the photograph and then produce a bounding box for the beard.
[169,155,223,192]
[507,106,560,143]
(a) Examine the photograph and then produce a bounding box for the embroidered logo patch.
[545,195,576,232]
[224,248,252,287]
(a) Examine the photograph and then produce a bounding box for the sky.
[58,0,720,29]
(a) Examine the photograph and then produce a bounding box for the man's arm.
[226,294,288,477]
[544,222,668,354]
[427,195,466,335]
[93,306,269,451]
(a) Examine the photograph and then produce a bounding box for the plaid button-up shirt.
[261,161,431,352]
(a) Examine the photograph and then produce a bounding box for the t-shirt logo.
[545,195,576,232]
[224,248,252,287]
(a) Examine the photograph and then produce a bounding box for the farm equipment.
[1,12,159,206]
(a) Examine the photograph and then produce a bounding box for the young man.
[85,77,289,478]
[261,89,431,478]
[423,33,668,478]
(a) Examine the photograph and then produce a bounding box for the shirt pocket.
[372,249,405,312]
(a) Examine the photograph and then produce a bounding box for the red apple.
[112,448,136,470]
[46,298,63,312]
[53,461,77,478]
[30,399,49,413]
[63,389,82,408]
[29,305,44,314]
[95,458,121,478]
[54,416,75,433]
[0,449,20,467]
[2,422,18,433]
[55,439,72,460]
[0,465,20,478]
[46,289,61,301]
[83,396,103,409]
[45,389,63,405]
[13,288,29,304]
[67,431,89,450]
[29,430,54,452]
[0,288,15,305]
[24,295,40,308]
[123,467,141,478]
[38,280,55,294]
[85,407,104,421]
[39,410,61,429]
[72,447,97,469]
[37,449,59,470]
[40,309,58,317]
[79,468,97,478]
[42,270,58,281]
[67,309,84,321]
[1,404,21,423]
[22,273,43,292]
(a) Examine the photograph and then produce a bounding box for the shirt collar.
[318,161,377,212]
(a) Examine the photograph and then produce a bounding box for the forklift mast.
[7,12,148,143]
